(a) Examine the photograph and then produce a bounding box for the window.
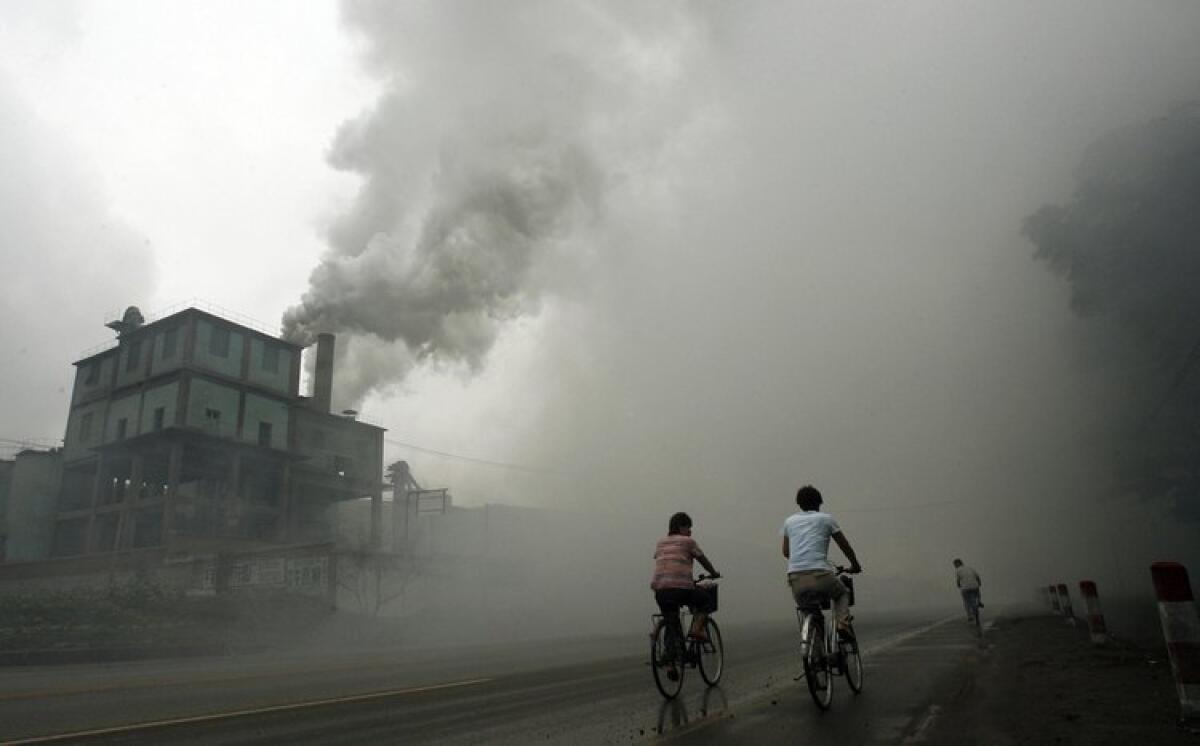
[126,340,142,372]
[79,412,93,441]
[85,363,100,385]
[258,422,273,447]
[210,326,230,357]
[204,408,221,432]
[153,407,166,431]
[116,418,128,440]
[262,345,280,374]
[333,455,351,477]
[162,327,179,359]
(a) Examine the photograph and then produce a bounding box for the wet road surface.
[0,612,983,744]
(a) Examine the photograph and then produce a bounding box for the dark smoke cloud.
[283,1,708,405]
[1024,103,1200,520]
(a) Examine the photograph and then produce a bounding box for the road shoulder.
[918,614,1195,744]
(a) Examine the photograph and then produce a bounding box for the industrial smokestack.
[314,333,335,413]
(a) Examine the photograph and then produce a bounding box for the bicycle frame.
[797,605,837,661]
[652,608,693,656]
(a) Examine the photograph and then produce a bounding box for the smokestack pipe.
[314,333,335,414]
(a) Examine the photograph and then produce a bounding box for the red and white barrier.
[1151,562,1200,722]
[1049,584,1061,613]
[1078,580,1107,645]
[1056,583,1076,626]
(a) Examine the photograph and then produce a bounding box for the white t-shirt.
[956,565,981,590]
[780,510,841,573]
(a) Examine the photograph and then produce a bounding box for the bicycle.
[794,568,863,710]
[649,576,724,699]
[962,588,982,634]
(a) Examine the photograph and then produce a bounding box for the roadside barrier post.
[1049,585,1061,613]
[1056,583,1077,626]
[1151,562,1200,723]
[1079,580,1107,645]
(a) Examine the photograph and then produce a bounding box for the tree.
[337,545,426,618]
[1023,103,1200,519]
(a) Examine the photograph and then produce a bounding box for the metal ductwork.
[313,333,335,413]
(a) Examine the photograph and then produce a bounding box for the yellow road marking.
[0,658,435,702]
[5,677,493,744]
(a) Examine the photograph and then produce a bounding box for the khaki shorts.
[787,570,847,605]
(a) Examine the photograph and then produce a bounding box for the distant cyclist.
[781,485,862,635]
[953,558,983,620]
[651,512,721,679]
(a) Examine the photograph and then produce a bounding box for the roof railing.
[80,298,287,358]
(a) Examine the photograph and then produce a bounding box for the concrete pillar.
[278,462,292,543]
[1151,562,1200,723]
[1079,580,1108,645]
[313,333,335,413]
[162,442,184,548]
[370,491,383,549]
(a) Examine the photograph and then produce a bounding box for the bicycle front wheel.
[841,627,864,694]
[651,620,684,699]
[698,618,724,686]
[801,616,833,710]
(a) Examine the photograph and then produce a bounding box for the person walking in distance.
[953,558,983,620]
[781,485,862,635]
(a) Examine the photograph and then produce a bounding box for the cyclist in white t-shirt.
[781,485,862,634]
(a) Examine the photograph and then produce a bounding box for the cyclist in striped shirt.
[651,512,721,678]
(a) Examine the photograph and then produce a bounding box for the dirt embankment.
[924,614,1197,744]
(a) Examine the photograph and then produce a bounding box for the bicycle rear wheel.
[840,626,864,693]
[697,618,724,686]
[801,616,833,710]
[651,619,684,699]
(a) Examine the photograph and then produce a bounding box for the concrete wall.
[149,323,186,378]
[247,339,292,394]
[186,378,240,438]
[139,382,180,434]
[63,400,108,462]
[71,352,117,406]
[104,394,141,443]
[192,319,244,379]
[1,451,62,562]
[0,462,11,558]
[241,394,288,450]
[293,412,382,483]
[114,335,152,389]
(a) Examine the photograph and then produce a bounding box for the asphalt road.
[0,611,983,744]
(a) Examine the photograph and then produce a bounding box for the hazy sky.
[3,1,1199,597]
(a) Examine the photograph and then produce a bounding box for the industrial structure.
[0,305,387,598]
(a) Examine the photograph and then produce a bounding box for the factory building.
[1,304,385,574]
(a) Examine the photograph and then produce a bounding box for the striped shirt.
[650,535,705,590]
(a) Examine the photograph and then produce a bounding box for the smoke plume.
[283,1,713,405]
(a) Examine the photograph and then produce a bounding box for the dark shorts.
[655,586,715,617]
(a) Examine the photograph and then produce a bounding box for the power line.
[835,498,974,514]
[384,437,555,475]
